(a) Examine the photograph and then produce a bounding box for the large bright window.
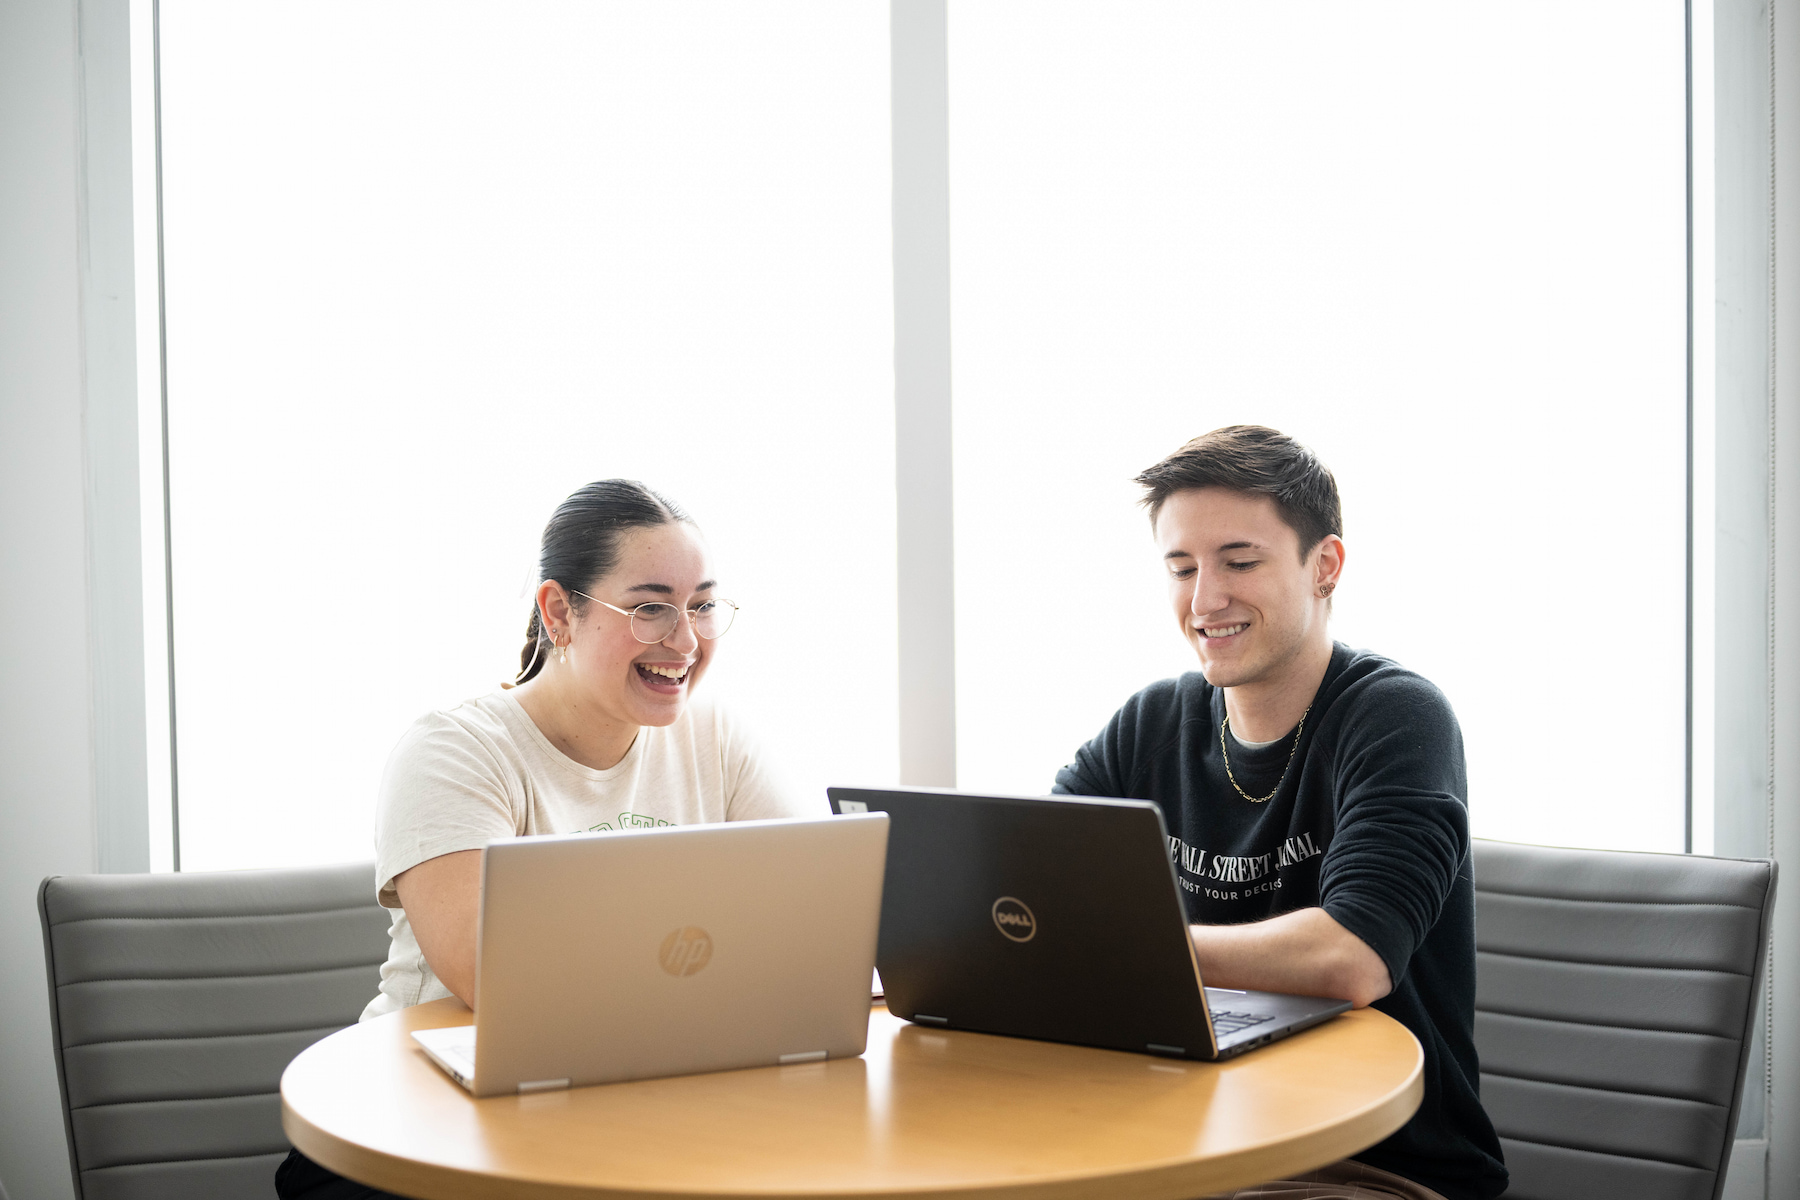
[142,1,1691,868]
[153,1,896,871]
[947,2,1689,852]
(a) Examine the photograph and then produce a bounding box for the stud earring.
[1319,582,1336,598]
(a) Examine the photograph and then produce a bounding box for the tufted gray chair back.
[38,862,390,1200]
[1473,839,1775,1200]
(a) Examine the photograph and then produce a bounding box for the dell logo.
[659,926,713,976]
[991,896,1037,942]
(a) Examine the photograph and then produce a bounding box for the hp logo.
[659,926,714,976]
[991,896,1037,943]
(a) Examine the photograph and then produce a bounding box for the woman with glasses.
[359,478,810,1022]
[279,481,813,1198]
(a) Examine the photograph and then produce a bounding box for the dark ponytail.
[514,480,690,684]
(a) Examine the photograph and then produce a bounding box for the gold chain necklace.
[1220,705,1312,803]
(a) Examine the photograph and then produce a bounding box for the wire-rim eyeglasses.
[571,589,739,644]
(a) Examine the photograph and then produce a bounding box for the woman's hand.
[393,849,483,1008]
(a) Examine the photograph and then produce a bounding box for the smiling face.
[563,521,718,730]
[1154,487,1342,692]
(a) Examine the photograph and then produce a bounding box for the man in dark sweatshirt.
[1053,426,1507,1200]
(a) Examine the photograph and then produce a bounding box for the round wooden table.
[282,999,1422,1200]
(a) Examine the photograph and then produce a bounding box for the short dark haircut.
[1135,425,1342,561]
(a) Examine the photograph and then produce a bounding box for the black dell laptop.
[828,786,1350,1060]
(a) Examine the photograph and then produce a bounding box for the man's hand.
[393,849,483,1008]
[1189,907,1392,1008]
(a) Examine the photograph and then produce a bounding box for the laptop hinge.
[1146,1043,1186,1057]
[518,1078,571,1094]
[779,1050,828,1064]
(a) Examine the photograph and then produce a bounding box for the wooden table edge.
[282,1004,1425,1200]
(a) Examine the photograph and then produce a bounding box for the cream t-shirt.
[360,688,818,1020]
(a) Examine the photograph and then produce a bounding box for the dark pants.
[275,1149,407,1200]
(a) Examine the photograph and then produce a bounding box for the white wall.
[1767,0,1800,1191]
[0,0,102,1196]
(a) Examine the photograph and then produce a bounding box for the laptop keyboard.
[1211,1009,1277,1037]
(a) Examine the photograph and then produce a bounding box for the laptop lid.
[461,812,887,1096]
[831,787,1221,1057]
[829,787,1347,1061]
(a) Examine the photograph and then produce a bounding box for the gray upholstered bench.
[39,862,390,1200]
[1473,838,1776,1200]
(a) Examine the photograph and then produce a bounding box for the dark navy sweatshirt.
[1053,642,1507,1200]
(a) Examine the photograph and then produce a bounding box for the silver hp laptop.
[827,787,1348,1061]
[412,813,888,1096]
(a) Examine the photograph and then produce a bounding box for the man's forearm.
[1189,906,1392,1008]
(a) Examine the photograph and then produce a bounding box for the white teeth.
[641,663,688,679]
[1202,623,1248,638]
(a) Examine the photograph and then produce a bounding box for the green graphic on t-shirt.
[586,812,675,833]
